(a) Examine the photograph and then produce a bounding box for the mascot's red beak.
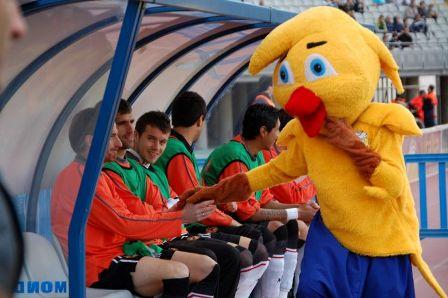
[284,86,327,137]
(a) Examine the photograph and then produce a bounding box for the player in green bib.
[202,104,318,298]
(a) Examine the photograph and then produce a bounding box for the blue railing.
[198,153,448,238]
[404,153,448,238]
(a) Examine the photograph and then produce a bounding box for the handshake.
[177,173,253,223]
[178,173,319,224]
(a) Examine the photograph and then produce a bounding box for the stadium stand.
[242,0,448,72]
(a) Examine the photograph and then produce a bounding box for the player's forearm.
[249,208,287,221]
[263,200,299,209]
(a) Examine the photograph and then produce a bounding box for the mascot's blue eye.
[280,66,289,83]
[277,60,295,85]
[310,59,326,76]
[304,54,337,82]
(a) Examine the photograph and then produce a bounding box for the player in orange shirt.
[409,90,426,122]
[427,85,438,107]
[51,107,219,297]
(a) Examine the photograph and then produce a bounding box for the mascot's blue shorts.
[297,212,415,298]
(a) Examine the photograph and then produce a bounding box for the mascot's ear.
[249,16,306,75]
[359,26,404,94]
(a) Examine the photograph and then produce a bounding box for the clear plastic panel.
[0,24,120,196]
[124,14,232,97]
[40,73,110,193]
[0,12,186,196]
[188,43,260,154]
[131,23,258,119]
[3,0,125,86]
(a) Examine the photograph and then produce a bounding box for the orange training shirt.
[51,160,183,285]
[262,147,317,204]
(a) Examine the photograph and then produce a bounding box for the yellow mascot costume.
[189,6,446,297]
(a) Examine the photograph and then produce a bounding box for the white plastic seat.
[51,236,133,297]
[19,233,134,298]
[22,232,68,297]
[51,234,68,277]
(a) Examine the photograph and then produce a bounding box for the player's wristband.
[286,208,299,220]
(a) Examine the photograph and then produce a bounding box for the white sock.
[235,261,269,298]
[280,248,298,296]
[294,244,306,295]
[257,255,284,298]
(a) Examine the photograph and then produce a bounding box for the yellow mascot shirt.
[247,103,422,257]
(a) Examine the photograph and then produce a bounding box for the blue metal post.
[67,1,145,297]
[418,162,428,229]
[439,162,447,229]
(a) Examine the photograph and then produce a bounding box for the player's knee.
[169,262,189,279]
[251,240,269,264]
[273,224,288,254]
[237,246,253,268]
[273,224,288,242]
[259,227,277,256]
[196,255,218,280]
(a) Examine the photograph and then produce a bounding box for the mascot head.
[249,6,403,137]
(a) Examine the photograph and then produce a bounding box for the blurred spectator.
[404,17,413,27]
[376,15,388,32]
[382,33,390,43]
[410,14,428,34]
[417,1,428,17]
[386,16,395,32]
[423,96,436,127]
[404,1,418,19]
[252,76,275,107]
[392,95,408,108]
[338,0,347,11]
[398,26,413,47]
[410,90,426,122]
[426,3,438,21]
[389,31,399,48]
[346,0,356,11]
[422,85,438,127]
[354,0,365,13]
[426,84,438,124]
[427,85,438,106]
[393,16,405,32]
[259,0,265,6]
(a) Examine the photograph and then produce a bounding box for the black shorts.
[217,224,262,242]
[90,248,175,295]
